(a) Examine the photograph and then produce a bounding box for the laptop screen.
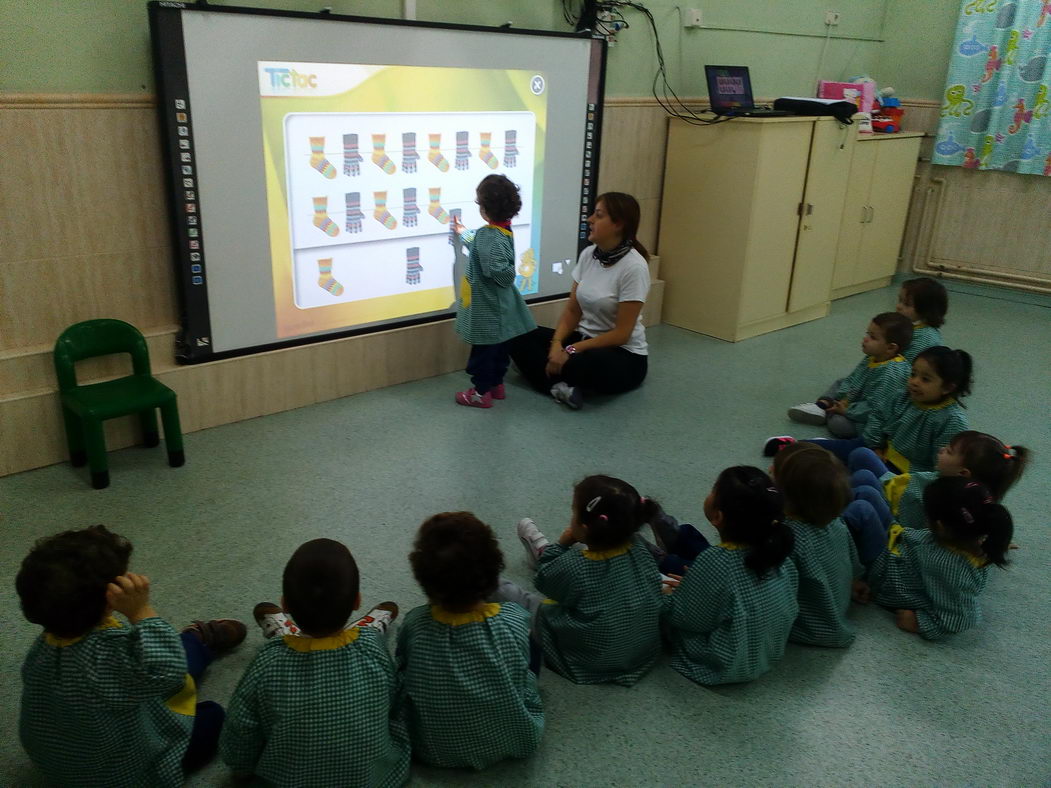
[705,65,754,110]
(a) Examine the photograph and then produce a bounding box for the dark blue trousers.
[179,632,225,773]
[466,342,510,394]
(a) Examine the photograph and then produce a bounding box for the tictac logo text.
[264,68,318,91]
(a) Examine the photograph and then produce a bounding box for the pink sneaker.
[455,388,493,408]
[490,383,506,400]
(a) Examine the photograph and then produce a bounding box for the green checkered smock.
[454,225,536,345]
[220,627,410,787]
[668,543,799,685]
[396,602,543,769]
[834,355,910,428]
[862,394,969,473]
[868,525,989,641]
[904,323,943,363]
[881,470,939,530]
[786,518,863,648]
[534,536,665,686]
[20,616,194,788]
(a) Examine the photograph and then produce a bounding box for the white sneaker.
[787,402,827,425]
[517,517,551,570]
[253,602,298,638]
[550,382,583,410]
[353,602,399,635]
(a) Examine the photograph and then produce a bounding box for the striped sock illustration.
[317,258,344,296]
[312,196,339,237]
[478,131,499,169]
[428,133,450,172]
[373,191,397,230]
[309,137,337,179]
[428,187,449,224]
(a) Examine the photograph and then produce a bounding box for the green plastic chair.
[53,319,185,489]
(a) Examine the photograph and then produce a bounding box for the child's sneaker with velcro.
[788,403,828,425]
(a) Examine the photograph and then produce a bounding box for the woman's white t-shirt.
[572,245,650,355]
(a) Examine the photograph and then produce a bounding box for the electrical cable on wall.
[566,0,733,125]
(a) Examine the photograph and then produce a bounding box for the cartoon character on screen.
[515,248,537,294]
[504,130,518,167]
[402,132,419,173]
[455,131,471,171]
[309,137,337,179]
[403,188,420,228]
[478,132,499,169]
[343,134,363,177]
[345,193,364,234]
[406,247,423,286]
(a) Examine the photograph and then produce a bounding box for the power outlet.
[683,8,703,28]
[825,10,841,25]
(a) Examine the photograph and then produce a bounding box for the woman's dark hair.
[923,477,1013,568]
[915,346,973,401]
[712,467,794,578]
[476,174,522,223]
[409,512,504,612]
[901,277,948,327]
[283,538,360,637]
[871,311,914,354]
[595,192,649,260]
[949,431,1029,501]
[572,474,656,551]
[16,524,132,638]
[773,443,851,526]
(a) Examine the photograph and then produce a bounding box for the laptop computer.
[704,65,790,117]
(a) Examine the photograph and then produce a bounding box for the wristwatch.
[565,345,577,355]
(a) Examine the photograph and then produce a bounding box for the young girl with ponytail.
[666,467,799,685]
[495,475,665,685]
[861,476,1013,641]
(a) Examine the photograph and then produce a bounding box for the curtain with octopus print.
[933,0,1051,176]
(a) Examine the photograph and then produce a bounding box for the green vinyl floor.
[1,283,1048,787]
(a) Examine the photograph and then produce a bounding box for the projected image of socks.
[428,133,450,172]
[371,134,396,175]
[448,209,462,245]
[478,132,499,169]
[343,133,363,176]
[455,131,470,171]
[345,192,364,234]
[406,246,422,285]
[504,130,518,167]
[402,132,419,173]
[402,187,420,227]
[312,197,340,237]
[373,191,398,230]
[317,258,344,297]
[309,137,337,179]
[428,187,449,224]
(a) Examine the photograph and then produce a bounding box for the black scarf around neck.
[592,239,634,266]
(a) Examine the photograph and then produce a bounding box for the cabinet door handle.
[868,206,875,223]
[860,205,868,223]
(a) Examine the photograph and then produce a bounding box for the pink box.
[818,80,875,113]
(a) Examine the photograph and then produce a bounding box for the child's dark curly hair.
[410,512,505,612]
[16,524,132,638]
[476,174,522,224]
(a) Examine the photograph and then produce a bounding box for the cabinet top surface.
[857,131,926,141]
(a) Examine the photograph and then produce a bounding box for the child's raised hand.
[851,579,871,604]
[450,216,465,236]
[106,572,158,623]
[894,608,919,633]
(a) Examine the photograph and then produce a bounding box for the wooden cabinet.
[657,116,854,342]
[832,132,923,298]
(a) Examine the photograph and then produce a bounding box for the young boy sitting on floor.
[17,524,245,787]
[788,311,913,438]
[220,538,409,787]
